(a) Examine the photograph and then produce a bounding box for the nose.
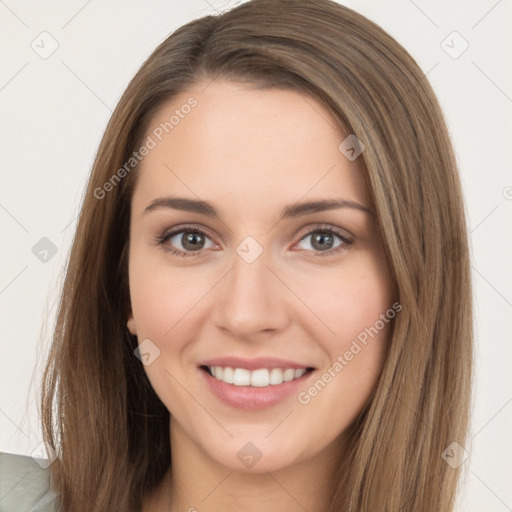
[211,248,291,341]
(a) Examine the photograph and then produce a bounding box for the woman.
[1,0,473,510]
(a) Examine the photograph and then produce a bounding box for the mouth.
[197,358,317,411]
[200,365,315,387]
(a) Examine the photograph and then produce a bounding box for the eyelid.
[292,223,353,244]
[159,223,218,240]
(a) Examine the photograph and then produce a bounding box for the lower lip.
[199,367,315,411]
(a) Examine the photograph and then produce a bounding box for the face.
[127,79,395,473]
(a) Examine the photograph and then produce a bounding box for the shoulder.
[0,452,59,512]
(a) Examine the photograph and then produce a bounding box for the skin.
[126,79,394,512]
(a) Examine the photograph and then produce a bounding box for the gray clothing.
[0,453,59,512]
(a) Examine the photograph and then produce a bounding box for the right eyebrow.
[144,196,216,216]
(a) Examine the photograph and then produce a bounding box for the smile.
[203,365,313,387]
[198,357,317,411]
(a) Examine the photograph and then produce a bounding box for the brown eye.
[177,231,207,251]
[156,227,216,257]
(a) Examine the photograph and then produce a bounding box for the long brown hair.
[41,1,473,510]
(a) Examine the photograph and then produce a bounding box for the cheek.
[295,255,393,347]
[127,251,217,406]
[128,249,213,340]
[127,257,202,415]
[294,253,393,399]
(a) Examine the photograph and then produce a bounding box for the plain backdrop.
[0,1,511,510]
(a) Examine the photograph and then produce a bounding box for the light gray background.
[1,1,511,510]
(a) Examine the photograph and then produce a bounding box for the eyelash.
[154,224,353,258]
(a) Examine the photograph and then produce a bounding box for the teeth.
[233,368,251,386]
[251,368,269,387]
[269,368,284,385]
[294,368,306,378]
[223,367,234,384]
[207,366,310,387]
[283,368,295,382]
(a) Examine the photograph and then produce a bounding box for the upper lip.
[199,356,315,371]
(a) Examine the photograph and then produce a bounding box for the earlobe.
[127,316,137,335]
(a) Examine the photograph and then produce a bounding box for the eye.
[155,224,353,258]
[155,226,216,257]
[294,226,352,256]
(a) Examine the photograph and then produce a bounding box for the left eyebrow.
[281,199,373,218]
[143,196,374,218]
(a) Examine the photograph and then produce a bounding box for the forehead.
[132,80,370,213]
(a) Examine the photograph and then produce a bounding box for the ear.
[127,314,138,335]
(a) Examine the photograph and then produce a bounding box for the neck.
[146,418,347,512]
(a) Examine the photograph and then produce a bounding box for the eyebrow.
[144,196,374,219]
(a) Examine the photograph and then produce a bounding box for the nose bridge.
[212,242,289,337]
